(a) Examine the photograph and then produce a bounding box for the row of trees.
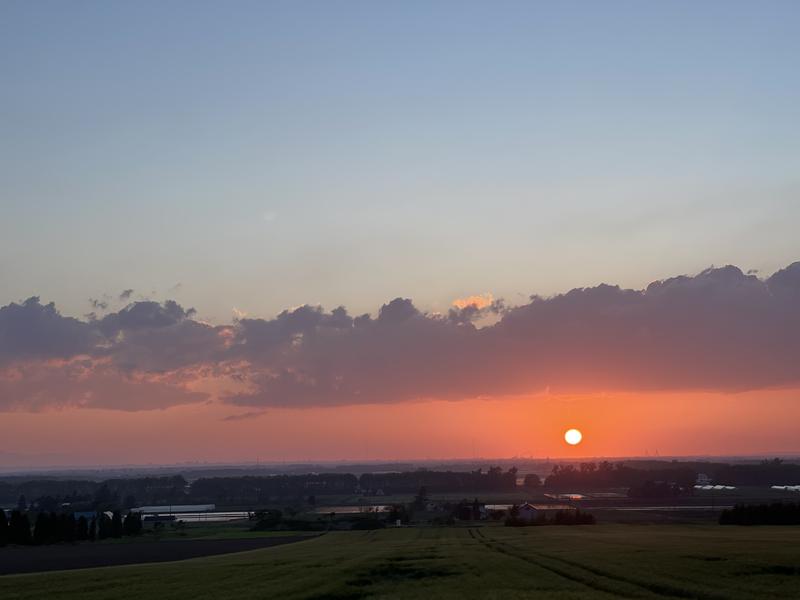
[359,467,519,494]
[0,510,143,546]
[545,462,697,489]
[190,473,359,505]
[0,476,188,512]
[719,502,800,525]
[5,468,522,510]
[627,480,688,498]
[4,459,798,512]
[711,459,800,486]
[191,468,521,504]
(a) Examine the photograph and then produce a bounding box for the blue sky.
[2,0,799,322]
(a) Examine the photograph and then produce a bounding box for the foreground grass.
[1,525,799,599]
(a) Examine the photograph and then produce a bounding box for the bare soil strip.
[0,536,314,576]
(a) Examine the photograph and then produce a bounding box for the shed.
[517,503,575,522]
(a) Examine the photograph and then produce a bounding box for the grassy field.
[1,525,799,599]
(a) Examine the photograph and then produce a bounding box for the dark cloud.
[101,318,228,373]
[0,299,215,411]
[98,300,196,335]
[231,304,353,362]
[1,262,799,412]
[225,263,800,407]
[377,298,419,323]
[0,298,97,365]
[767,261,800,302]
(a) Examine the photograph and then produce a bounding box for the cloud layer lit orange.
[1,263,799,465]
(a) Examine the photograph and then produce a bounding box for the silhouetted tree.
[123,511,143,536]
[412,486,429,510]
[111,511,123,538]
[9,510,32,545]
[0,510,8,546]
[17,494,27,512]
[523,474,542,489]
[35,495,60,512]
[59,513,76,543]
[92,484,119,511]
[97,513,111,540]
[33,512,51,545]
[250,509,282,530]
[89,516,97,541]
[76,516,89,541]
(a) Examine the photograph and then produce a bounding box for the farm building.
[130,504,215,514]
[517,503,575,523]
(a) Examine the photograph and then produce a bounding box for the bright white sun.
[564,428,583,445]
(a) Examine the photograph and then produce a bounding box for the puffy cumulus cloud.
[452,293,494,310]
[98,300,195,335]
[0,299,219,411]
[1,262,799,411]
[224,263,800,407]
[448,294,505,326]
[486,265,797,394]
[0,298,98,364]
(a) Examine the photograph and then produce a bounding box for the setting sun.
[565,428,583,445]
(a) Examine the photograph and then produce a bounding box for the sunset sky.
[1,2,799,466]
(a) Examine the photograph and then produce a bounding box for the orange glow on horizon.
[0,388,799,468]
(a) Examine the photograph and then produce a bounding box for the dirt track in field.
[0,535,314,575]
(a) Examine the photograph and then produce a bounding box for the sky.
[1,1,799,466]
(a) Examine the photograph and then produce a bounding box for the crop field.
[1,525,799,599]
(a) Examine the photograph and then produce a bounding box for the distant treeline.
[3,459,799,511]
[1,469,521,510]
[0,509,143,546]
[709,460,800,486]
[544,459,800,489]
[190,468,518,504]
[0,476,187,511]
[624,458,800,486]
[719,502,800,526]
[359,467,518,495]
[545,462,697,489]
[190,473,358,504]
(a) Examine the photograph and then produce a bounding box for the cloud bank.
[1,263,799,411]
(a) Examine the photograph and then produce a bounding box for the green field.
[2,525,799,599]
